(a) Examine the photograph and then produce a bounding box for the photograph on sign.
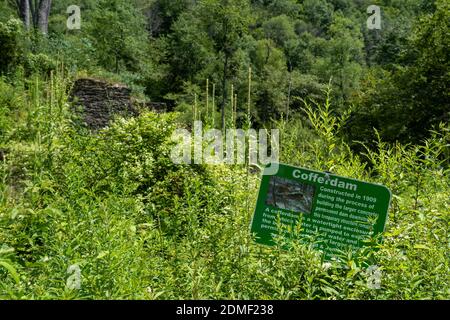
[265,176,315,215]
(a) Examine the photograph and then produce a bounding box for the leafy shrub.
[0,19,25,75]
[24,53,57,76]
[0,78,20,144]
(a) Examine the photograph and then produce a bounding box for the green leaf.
[414,244,430,250]
[0,260,20,284]
[96,251,109,260]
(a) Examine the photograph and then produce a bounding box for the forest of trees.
[1,0,448,145]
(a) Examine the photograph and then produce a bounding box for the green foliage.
[251,39,289,122]
[0,1,15,22]
[263,15,297,48]
[0,77,21,144]
[24,53,57,75]
[1,0,439,142]
[87,0,150,74]
[167,11,214,85]
[302,0,334,35]
[0,72,449,299]
[349,0,450,144]
[313,14,364,105]
[0,19,25,75]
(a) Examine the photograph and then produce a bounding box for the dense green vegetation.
[0,0,448,299]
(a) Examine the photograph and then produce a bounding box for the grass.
[0,71,448,300]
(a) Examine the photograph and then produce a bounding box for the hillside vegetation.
[0,0,448,299]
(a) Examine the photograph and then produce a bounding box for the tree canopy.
[0,0,447,143]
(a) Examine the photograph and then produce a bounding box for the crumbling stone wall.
[70,78,138,130]
[70,78,168,130]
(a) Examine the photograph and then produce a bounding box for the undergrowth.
[0,73,448,299]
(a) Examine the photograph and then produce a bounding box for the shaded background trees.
[347,0,449,146]
[0,0,447,145]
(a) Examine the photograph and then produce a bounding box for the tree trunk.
[37,0,52,34]
[17,0,31,30]
[16,0,52,34]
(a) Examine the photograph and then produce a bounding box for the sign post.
[251,164,391,259]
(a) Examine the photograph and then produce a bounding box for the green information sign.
[251,163,391,259]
